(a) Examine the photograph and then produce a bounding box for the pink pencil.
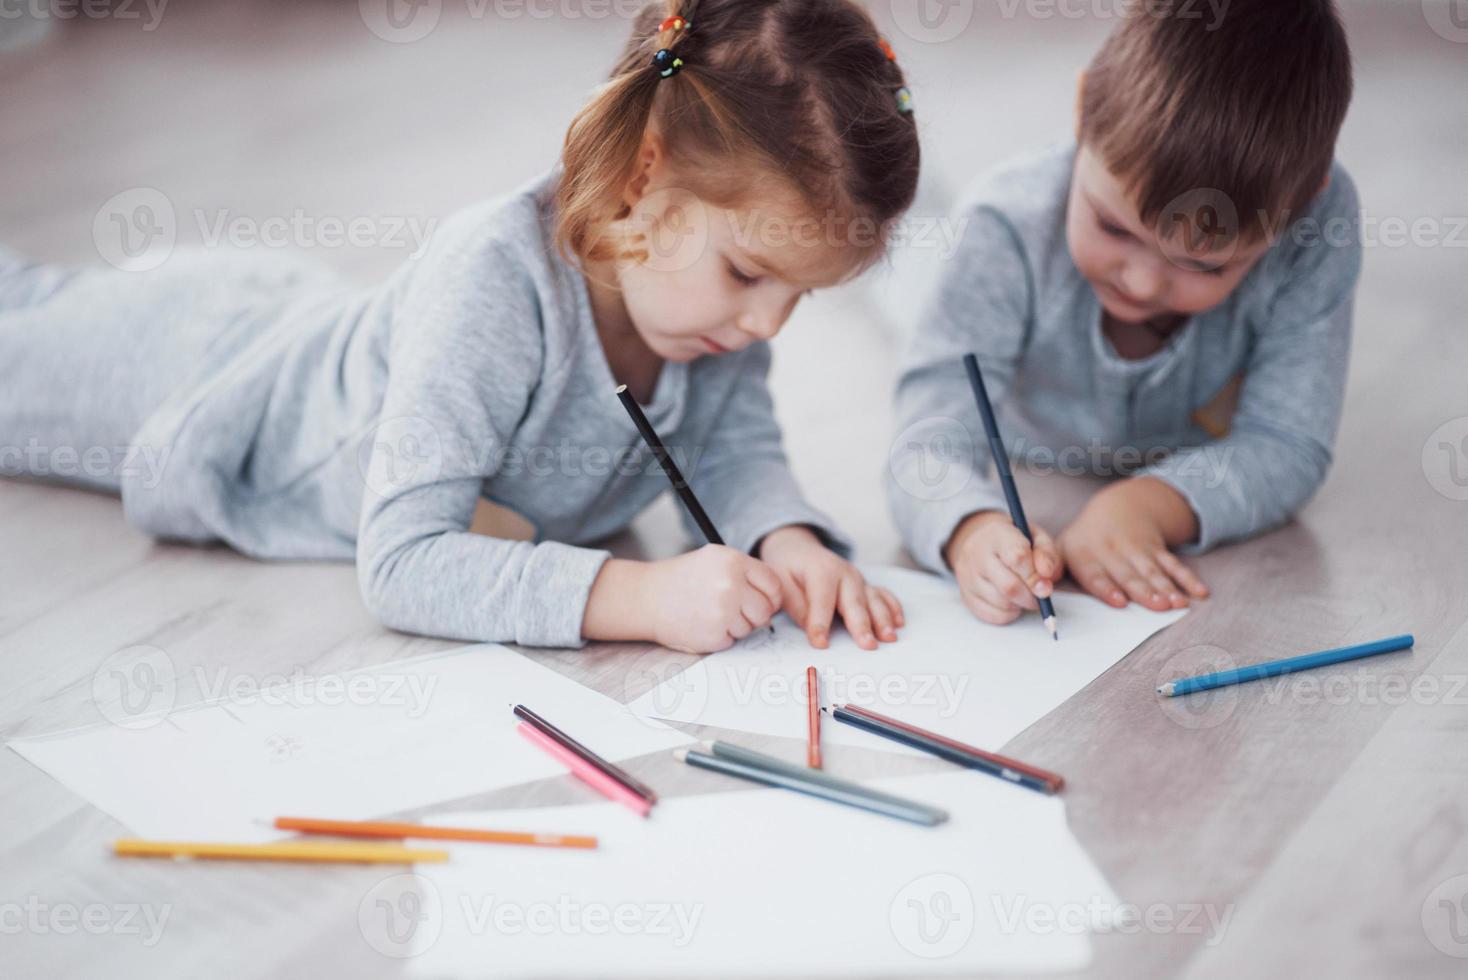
[517,722,652,818]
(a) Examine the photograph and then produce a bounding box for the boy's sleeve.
[1137,176,1364,553]
[885,206,1035,575]
[355,237,610,648]
[677,342,852,558]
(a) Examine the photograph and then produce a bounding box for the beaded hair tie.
[651,48,685,79]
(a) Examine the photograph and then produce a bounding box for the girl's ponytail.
[556,1,697,262]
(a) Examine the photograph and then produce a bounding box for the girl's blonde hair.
[556,0,920,272]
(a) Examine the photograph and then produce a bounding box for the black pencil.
[512,704,658,804]
[616,384,723,545]
[961,353,1059,640]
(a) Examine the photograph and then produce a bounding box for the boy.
[887,0,1360,625]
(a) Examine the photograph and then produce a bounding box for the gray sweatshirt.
[886,141,1362,574]
[119,172,846,647]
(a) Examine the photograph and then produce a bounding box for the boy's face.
[1066,145,1270,325]
[612,180,852,364]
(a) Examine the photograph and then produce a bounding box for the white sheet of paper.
[626,565,1185,754]
[392,771,1119,976]
[8,645,693,842]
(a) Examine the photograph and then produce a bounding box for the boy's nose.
[1118,260,1164,305]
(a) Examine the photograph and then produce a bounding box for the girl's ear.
[622,130,667,209]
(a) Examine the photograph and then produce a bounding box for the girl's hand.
[583,546,784,654]
[757,526,903,650]
[1056,478,1209,611]
[944,511,1062,626]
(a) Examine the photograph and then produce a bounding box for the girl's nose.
[737,312,780,341]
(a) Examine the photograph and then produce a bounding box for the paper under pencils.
[113,839,447,864]
[962,353,1058,641]
[1157,634,1415,697]
[806,666,822,769]
[517,721,652,817]
[273,816,597,849]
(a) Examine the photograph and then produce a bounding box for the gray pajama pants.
[0,245,303,494]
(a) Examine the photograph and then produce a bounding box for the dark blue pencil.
[962,354,1058,640]
[1157,634,1415,696]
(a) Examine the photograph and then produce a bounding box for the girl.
[1,0,921,654]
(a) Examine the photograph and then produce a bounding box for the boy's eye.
[1098,218,1132,240]
[726,261,759,287]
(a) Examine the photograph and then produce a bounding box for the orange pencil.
[273,816,597,849]
[806,666,822,769]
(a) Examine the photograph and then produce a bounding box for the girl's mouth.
[702,336,729,354]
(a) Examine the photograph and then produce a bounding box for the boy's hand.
[1056,477,1209,611]
[944,510,1062,626]
[757,526,903,650]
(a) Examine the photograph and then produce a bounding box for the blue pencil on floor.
[1157,634,1415,697]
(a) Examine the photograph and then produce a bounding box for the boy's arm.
[886,206,1034,574]
[1136,193,1364,553]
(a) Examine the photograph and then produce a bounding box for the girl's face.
[607,175,857,363]
[1066,145,1270,325]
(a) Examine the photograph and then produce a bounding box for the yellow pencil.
[113,839,449,864]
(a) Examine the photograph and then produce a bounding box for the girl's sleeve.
[885,206,1034,575]
[1138,176,1364,552]
[355,239,610,647]
[677,342,852,557]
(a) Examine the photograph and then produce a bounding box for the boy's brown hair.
[556,0,920,274]
[1080,0,1353,241]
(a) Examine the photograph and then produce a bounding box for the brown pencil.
[806,666,822,769]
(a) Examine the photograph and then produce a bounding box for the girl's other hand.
[757,526,903,650]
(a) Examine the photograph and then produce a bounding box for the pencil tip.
[614,383,628,394]
[672,747,689,763]
[1044,616,1058,641]
[1157,683,1174,697]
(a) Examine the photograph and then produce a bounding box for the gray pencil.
[674,742,948,826]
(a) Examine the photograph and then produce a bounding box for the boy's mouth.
[701,336,730,354]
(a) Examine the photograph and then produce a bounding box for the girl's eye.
[726,262,759,287]
[1098,219,1131,240]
